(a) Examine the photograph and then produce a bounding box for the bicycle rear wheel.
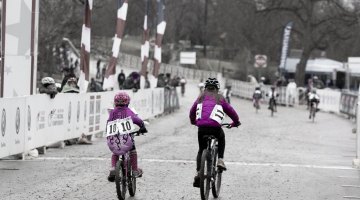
[212,148,222,198]
[128,161,136,196]
[270,100,274,117]
[200,150,210,200]
[115,160,127,200]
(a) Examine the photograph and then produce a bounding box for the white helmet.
[41,77,55,85]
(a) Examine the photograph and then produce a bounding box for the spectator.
[286,79,297,107]
[123,72,141,91]
[39,77,58,99]
[156,73,166,87]
[313,76,325,89]
[102,64,107,84]
[61,77,80,93]
[117,69,126,89]
[144,71,151,89]
[61,67,76,91]
[96,59,101,79]
[89,78,104,92]
[180,77,186,96]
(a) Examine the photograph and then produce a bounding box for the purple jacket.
[189,94,240,127]
[106,106,144,155]
[107,106,144,127]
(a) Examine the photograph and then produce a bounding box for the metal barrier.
[163,86,179,114]
[340,92,358,118]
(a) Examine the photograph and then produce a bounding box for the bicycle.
[269,98,276,117]
[253,99,260,113]
[309,101,317,122]
[199,123,236,200]
[114,131,143,200]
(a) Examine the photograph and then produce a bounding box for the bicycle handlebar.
[221,122,241,129]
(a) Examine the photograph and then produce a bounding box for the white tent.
[348,57,360,77]
[283,57,345,74]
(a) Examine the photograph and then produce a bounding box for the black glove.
[139,126,148,134]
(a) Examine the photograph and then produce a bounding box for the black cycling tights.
[196,127,225,171]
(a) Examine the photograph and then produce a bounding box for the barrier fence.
[0,88,165,159]
[229,79,357,117]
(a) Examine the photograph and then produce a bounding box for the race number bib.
[210,105,225,124]
[196,103,203,120]
[106,117,136,137]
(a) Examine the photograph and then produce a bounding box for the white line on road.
[3,157,357,170]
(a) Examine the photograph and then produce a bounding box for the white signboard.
[180,52,196,65]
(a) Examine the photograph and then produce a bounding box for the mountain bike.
[269,98,276,117]
[199,123,236,200]
[309,101,317,123]
[253,99,260,113]
[115,131,143,200]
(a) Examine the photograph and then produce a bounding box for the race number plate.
[210,105,225,124]
[106,117,136,137]
[196,103,203,120]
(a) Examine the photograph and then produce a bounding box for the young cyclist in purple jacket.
[189,78,241,187]
[106,92,147,182]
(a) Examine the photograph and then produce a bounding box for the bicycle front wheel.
[200,150,211,200]
[115,160,127,200]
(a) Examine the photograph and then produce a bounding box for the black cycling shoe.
[193,176,200,188]
[108,170,115,182]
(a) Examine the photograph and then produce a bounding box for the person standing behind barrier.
[223,85,232,104]
[117,69,126,89]
[180,77,186,96]
[101,64,107,85]
[286,79,297,107]
[96,59,101,79]
[39,77,58,99]
[61,77,80,93]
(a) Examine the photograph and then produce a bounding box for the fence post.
[353,85,360,168]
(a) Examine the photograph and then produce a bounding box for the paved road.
[0,82,358,200]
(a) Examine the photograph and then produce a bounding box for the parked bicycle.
[199,123,236,200]
[114,131,143,200]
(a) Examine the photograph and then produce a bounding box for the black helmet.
[205,78,220,89]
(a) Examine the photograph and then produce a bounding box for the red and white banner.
[140,0,150,76]
[152,0,166,77]
[103,0,129,90]
[79,0,93,93]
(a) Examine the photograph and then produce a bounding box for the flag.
[152,0,166,77]
[103,0,129,90]
[140,0,150,76]
[78,0,93,93]
[279,21,293,71]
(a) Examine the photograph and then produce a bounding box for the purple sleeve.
[128,109,145,127]
[189,100,198,124]
[221,99,239,123]
[107,110,114,122]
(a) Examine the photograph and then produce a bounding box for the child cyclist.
[189,78,241,188]
[106,92,147,182]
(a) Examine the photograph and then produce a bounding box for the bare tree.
[258,0,358,86]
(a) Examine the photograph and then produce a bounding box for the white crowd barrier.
[229,79,353,115]
[0,88,164,159]
[118,53,221,81]
[317,89,341,114]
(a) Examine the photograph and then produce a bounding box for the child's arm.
[189,100,198,125]
[221,100,240,127]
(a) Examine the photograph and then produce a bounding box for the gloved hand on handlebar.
[139,126,148,134]
[231,121,241,128]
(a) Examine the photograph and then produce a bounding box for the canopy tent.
[348,57,360,77]
[282,57,345,74]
